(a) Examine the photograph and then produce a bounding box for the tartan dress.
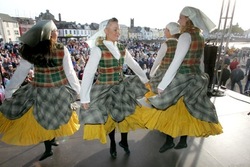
[80,43,149,144]
[0,43,80,146]
[142,30,223,138]
[149,39,178,94]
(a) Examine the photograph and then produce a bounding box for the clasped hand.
[82,103,89,110]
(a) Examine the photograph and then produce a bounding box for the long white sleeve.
[125,49,149,83]
[63,46,81,93]
[80,46,101,103]
[150,42,168,77]
[200,50,205,72]
[158,33,191,90]
[4,58,32,98]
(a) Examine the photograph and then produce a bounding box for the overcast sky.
[0,0,247,30]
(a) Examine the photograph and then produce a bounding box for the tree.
[231,23,244,35]
[211,23,244,35]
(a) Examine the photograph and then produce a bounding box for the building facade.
[0,10,166,45]
[0,13,21,44]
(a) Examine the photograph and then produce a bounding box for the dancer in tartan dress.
[79,17,149,159]
[0,20,81,161]
[149,22,180,94]
[142,7,223,153]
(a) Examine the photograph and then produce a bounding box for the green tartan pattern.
[178,30,204,74]
[148,73,219,123]
[150,39,177,93]
[0,84,78,130]
[33,43,68,87]
[79,75,149,124]
[150,69,167,94]
[148,31,218,123]
[96,43,125,85]
[158,39,178,70]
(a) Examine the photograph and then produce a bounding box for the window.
[14,30,19,35]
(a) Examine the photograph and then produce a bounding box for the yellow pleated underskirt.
[0,107,80,146]
[145,84,155,98]
[83,106,145,144]
[141,96,223,138]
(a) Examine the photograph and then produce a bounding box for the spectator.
[229,57,239,71]
[245,57,250,76]
[244,69,250,94]
[220,64,231,87]
[0,84,4,104]
[230,65,244,94]
[78,65,84,80]
[223,51,230,65]
[6,64,15,78]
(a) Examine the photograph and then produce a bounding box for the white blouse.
[4,46,81,98]
[150,40,168,77]
[80,40,149,103]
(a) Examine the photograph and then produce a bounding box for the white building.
[120,24,129,41]
[0,13,20,44]
[140,27,152,40]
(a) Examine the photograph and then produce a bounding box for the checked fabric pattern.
[0,84,78,130]
[150,68,167,94]
[79,75,149,124]
[148,73,219,123]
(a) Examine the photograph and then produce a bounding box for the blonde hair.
[180,17,200,33]
[96,36,105,45]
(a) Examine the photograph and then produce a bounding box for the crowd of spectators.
[216,48,250,94]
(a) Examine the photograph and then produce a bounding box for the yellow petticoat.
[141,97,223,138]
[83,106,145,144]
[0,107,80,146]
[145,84,155,98]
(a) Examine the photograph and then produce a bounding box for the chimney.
[130,18,134,28]
[58,13,61,22]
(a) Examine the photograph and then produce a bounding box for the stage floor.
[0,89,250,167]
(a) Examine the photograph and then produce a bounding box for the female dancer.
[143,7,223,153]
[0,20,81,161]
[80,17,149,159]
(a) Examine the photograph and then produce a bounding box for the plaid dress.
[150,39,178,94]
[143,30,223,138]
[0,43,80,145]
[79,43,149,143]
[80,43,148,123]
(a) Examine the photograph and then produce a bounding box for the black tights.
[43,138,56,153]
[179,135,187,144]
[165,135,187,144]
[108,129,128,147]
[44,140,52,153]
